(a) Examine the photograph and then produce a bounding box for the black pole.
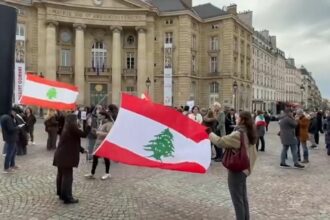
[0,5,17,116]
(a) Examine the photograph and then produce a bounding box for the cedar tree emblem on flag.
[94,94,211,173]
[46,88,57,100]
[144,128,175,161]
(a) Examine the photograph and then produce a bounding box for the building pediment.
[34,0,155,11]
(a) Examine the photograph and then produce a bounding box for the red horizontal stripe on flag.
[95,141,206,174]
[20,96,76,110]
[121,94,208,143]
[26,74,78,92]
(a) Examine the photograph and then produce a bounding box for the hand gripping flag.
[94,94,211,173]
[19,74,78,110]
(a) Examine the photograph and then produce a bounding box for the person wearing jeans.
[85,111,113,180]
[279,109,304,169]
[255,111,267,151]
[1,107,22,173]
[297,110,310,163]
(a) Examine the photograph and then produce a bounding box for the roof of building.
[149,0,188,12]
[193,3,228,19]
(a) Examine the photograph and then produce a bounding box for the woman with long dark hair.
[207,111,258,220]
[24,107,36,145]
[53,114,89,204]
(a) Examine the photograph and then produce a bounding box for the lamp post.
[145,77,151,96]
[233,80,238,110]
[300,84,305,109]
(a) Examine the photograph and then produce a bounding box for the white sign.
[164,43,173,106]
[81,111,87,120]
[186,100,195,111]
[14,25,26,104]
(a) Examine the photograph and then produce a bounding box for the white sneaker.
[84,173,95,179]
[101,173,111,180]
[31,142,36,145]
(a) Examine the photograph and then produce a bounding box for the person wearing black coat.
[24,107,37,145]
[314,111,324,145]
[53,114,90,204]
[44,110,59,150]
[1,107,23,173]
[225,109,236,135]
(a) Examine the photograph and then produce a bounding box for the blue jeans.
[300,141,309,160]
[87,138,96,160]
[4,142,16,170]
[2,143,7,154]
[281,144,298,165]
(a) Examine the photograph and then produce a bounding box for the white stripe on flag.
[23,80,78,104]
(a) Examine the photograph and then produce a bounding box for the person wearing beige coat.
[207,111,257,220]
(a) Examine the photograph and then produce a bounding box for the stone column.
[111,26,122,105]
[45,20,58,80]
[73,23,86,105]
[136,27,147,96]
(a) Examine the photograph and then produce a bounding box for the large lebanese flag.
[19,74,78,110]
[94,94,211,173]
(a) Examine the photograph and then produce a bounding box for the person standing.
[24,107,36,145]
[44,110,59,150]
[53,114,89,204]
[86,106,98,161]
[308,112,318,149]
[213,102,226,162]
[207,111,258,220]
[188,106,203,124]
[315,111,324,145]
[296,109,310,163]
[325,115,330,156]
[85,111,113,180]
[1,107,23,173]
[225,109,236,135]
[279,109,304,168]
[264,112,271,132]
[203,109,218,161]
[255,111,267,152]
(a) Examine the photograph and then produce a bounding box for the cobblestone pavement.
[0,121,330,220]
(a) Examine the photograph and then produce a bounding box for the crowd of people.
[1,102,330,218]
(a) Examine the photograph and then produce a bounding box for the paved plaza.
[0,121,330,220]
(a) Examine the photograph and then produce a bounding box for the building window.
[127,35,135,45]
[234,37,238,51]
[211,24,219,29]
[165,32,173,44]
[126,86,135,93]
[16,23,25,37]
[126,53,135,69]
[209,82,219,106]
[192,55,196,72]
[210,57,218,73]
[91,41,107,69]
[60,49,71,66]
[165,19,173,25]
[210,82,219,93]
[210,36,219,50]
[192,35,197,49]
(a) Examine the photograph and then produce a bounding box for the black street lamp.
[300,84,305,108]
[145,77,151,95]
[233,80,238,110]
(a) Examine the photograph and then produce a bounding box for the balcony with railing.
[122,68,137,79]
[85,67,111,77]
[57,66,73,77]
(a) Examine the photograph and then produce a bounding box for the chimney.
[270,36,277,48]
[181,0,192,8]
[227,4,237,15]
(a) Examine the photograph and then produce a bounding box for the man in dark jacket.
[279,109,304,169]
[225,109,236,135]
[1,107,24,173]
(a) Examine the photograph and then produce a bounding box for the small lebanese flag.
[94,94,211,173]
[19,74,78,110]
[255,115,267,127]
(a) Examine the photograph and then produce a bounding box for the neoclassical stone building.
[4,0,253,109]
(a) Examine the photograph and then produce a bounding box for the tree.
[144,128,175,161]
[46,88,57,100]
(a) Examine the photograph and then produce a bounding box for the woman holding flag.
[207,111,257,220]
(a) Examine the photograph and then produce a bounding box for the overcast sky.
[193,0,330,99]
